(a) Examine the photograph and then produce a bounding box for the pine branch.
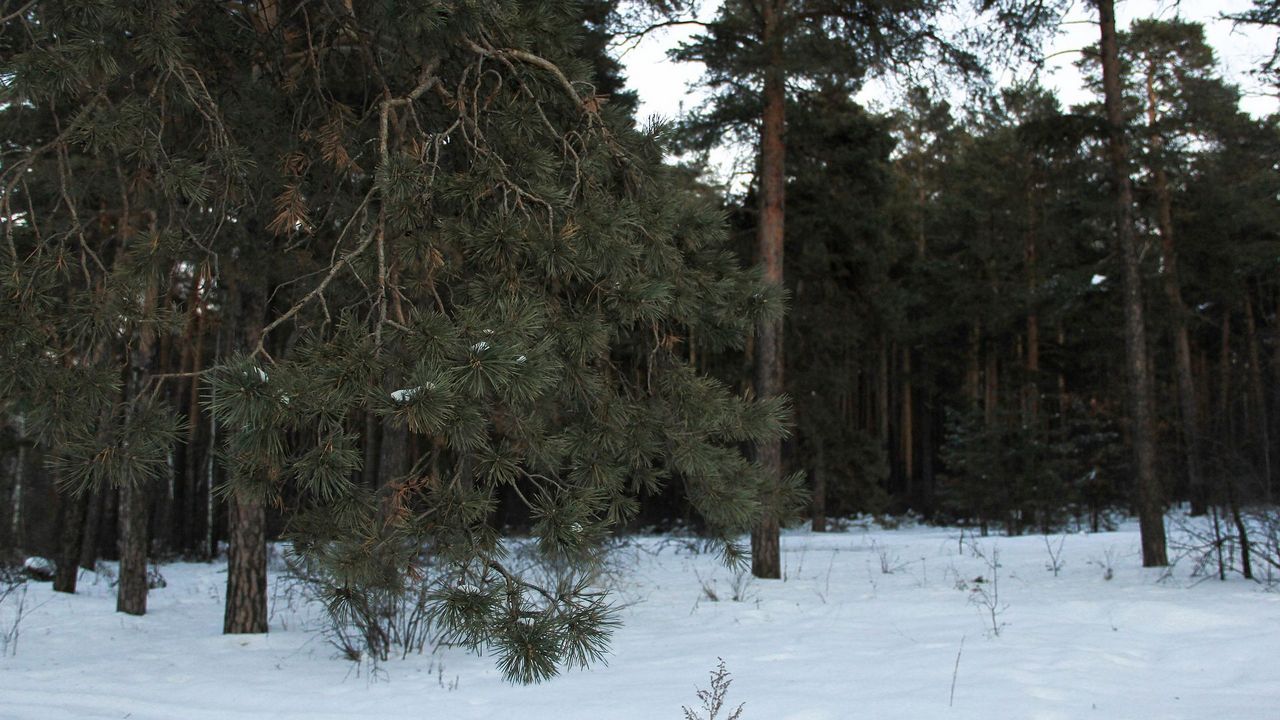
[0,0,35,25]
[254,221,377,358]
[463,39,593,113]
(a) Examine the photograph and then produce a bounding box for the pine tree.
[666,0,1066,576]
[1092,0,1167,566]
[2,0,786,679]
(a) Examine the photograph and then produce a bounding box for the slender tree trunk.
[902,349,914,500]
[1227,475,1253,580]
[966,322,982,405]
[119,281,159,615]
[878,340,890,443]
[1097,0,1167,566]
[810,436,826,532]
[1244,294,1272,502]
[1057,324,1069,418]
[1025,186,1040,424]
[9,421,25,549]
[1145,60,1205,517]
[750,0,785,580]
[53,488,88,593]
[224,288,269,633]
[919,374,934,514]
[79,487,102,571]
[1219,311,1233,439]
[984,348,998,426]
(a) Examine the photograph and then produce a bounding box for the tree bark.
[79,487,102,571]
[1024,183,1040,424]
[750,0,785,580]
[1097,0,1167,566]
[1244,294,1272,502]
[116,482,149,615]
[223,494,268,633]
[224,285,270,634]
[810,436,826,532]
[119,281,159,614]
[965,322,982,404]
[901,349,914,500]
[53,488,88,593]
[9,424,25,549]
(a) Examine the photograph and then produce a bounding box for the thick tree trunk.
[116,482,149,615]
[1097,0,1167,566]
[750,0,785,580]
[224,494,268,633]
[224,282,270,633]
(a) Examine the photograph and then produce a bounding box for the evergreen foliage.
[1,0,787,681]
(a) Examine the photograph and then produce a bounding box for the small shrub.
[682,658,744,720]
[0,562,30,656]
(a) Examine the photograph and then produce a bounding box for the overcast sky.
[617,0,1280,123]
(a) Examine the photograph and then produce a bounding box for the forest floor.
[1,516,1277,719]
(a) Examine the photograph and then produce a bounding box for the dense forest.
[1,0,1278,691]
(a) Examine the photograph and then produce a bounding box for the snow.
[21,556,54,581]
[2,520,1277,719]
[390,383,436,404]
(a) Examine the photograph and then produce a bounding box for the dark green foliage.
[1,0,786,682]
[939,400,1122,535]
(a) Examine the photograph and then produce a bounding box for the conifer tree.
[663,0,1066,576]
[1092,0,1167,566]
[1,0,785,678]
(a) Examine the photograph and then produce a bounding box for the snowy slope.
[1,520,1277,720]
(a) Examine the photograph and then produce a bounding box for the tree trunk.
[9,427,25,549]
[1219,311,1233,438]
[79,487,102,571]
[1025,186,1040,424]
[901,349,914,502]
[119,281,159,614]
[1145,58,1205,518]
[1097,0,1167,566]
[878,340,890,443]
[919,376,934,514]
[223,494,268,633]
[750,0,785,580]
[116,482,149,615]
[53,488,88,593]
[984,347,998,426]
[224,282,270,633]
[811,436,826,532]
[1244,294,1271,502]
[966,322,982,404]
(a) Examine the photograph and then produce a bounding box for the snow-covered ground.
[2,519,1277,720]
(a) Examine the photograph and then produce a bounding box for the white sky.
[618,0,1280,123]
